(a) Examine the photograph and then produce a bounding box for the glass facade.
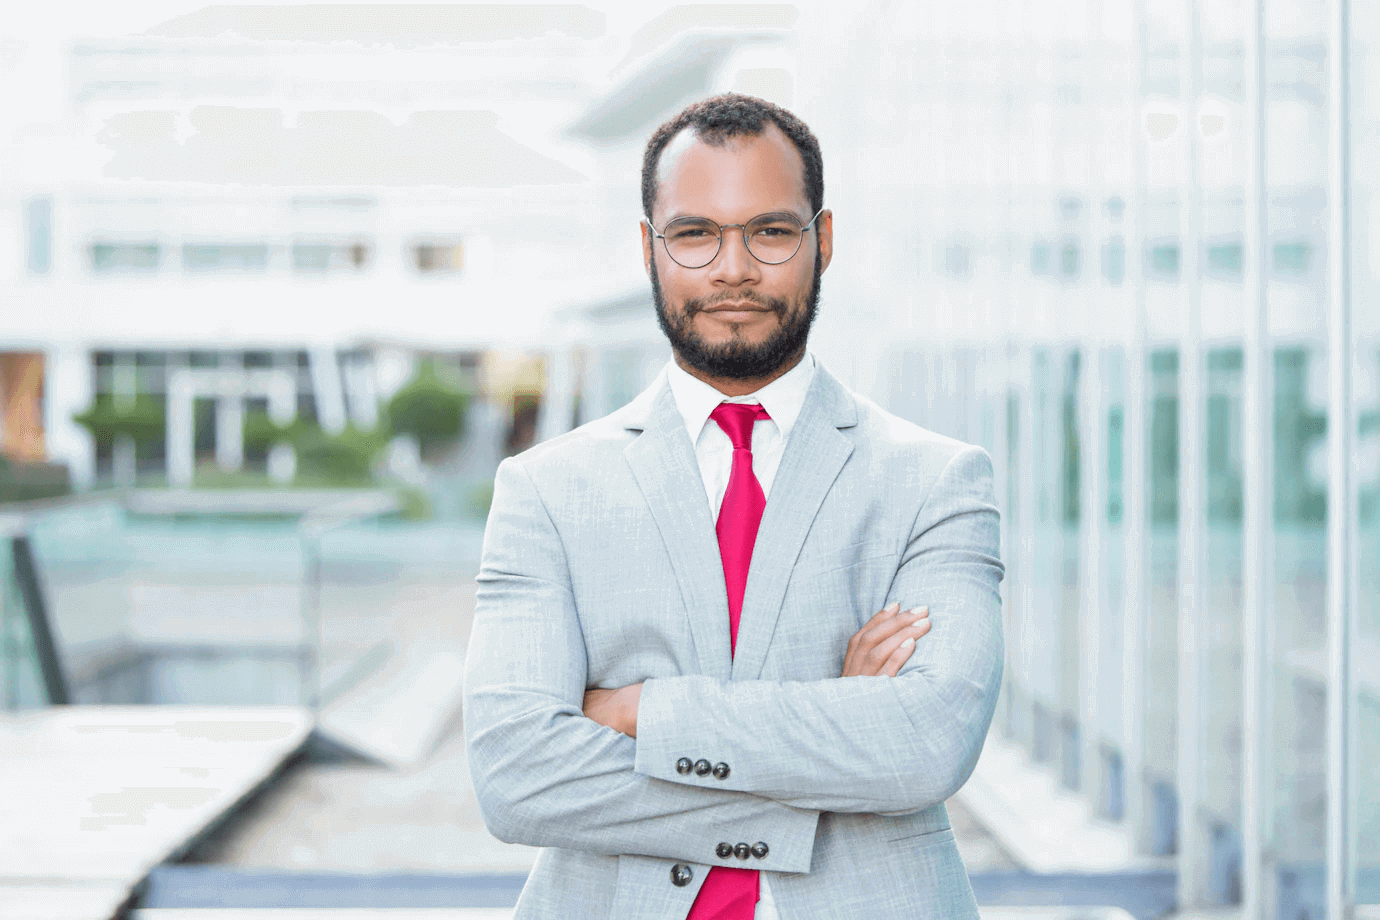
[797,0,1375,915]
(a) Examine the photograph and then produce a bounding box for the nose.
[706,225,761,286]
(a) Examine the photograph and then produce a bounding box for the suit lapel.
[732,366,857,682]
[622,375,734,680]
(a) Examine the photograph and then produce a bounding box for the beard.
[650,244,822,381]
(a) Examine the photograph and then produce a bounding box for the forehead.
[654,124,809,221]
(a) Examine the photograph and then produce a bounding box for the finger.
[861,602,902,630]
[845,605,900,672]
[858,607,927,646]
[879,635,918,677]
[863,617,932,675]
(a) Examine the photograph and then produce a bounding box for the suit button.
[712,762,730,780]
[734,842,751,860]
[694,759,712,776]
[716,842,733,859]
[676,757,693,775]
[751,842,769,859]
[671,863,693,887]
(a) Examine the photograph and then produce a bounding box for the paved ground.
[189,574,1020,876]
[192,703,1019,875]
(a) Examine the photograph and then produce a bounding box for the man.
[463,93,1004,919]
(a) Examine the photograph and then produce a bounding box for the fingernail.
[886,602,900,613]
[901,637,915,648]
[917,608,930,617]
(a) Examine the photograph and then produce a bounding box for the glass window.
[414,241,465,273]
[182,244,269,272]
[1271,343,1329,915]
[1104,237,1126,285]
[1149,243,1181,280]
[89,242,160,273]
[1099,348,1127,820]
[1355,342,1379,907]
[1060,242,1080,280]
[292,241,371,272]
[1145,347,1180,855]
[1206,241,1244,278]
[1203,346,1245,901]
[1272,241,1313,276]
[1001,385,1023,742]
[25,197,52,275]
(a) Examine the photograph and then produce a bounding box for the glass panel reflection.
[1203,346,1245,901]
[1146,348,1180,855]
[1271,344,1329,915]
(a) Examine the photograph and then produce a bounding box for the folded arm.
[463,458,820,872]
[633,445,1004,816]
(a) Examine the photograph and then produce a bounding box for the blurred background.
[1,1,1376,919]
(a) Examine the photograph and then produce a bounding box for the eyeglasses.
[646,208,824,269]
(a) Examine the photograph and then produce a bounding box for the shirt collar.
[666,351,816,447]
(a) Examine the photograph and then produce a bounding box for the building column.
[267,362,297,484]
[1176,0,1208,904]
[216,396,244,473]
[1241,0,1277,913]
[1324,0,1356,916]
[309,346,346,435]
[166,367,194,488]
[112,352,137,487]
[43,346,94,491]
[215,355,244,473]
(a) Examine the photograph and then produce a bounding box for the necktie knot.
[710,402,771,451]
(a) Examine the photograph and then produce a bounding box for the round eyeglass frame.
[646,207,825,269]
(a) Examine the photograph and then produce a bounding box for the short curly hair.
[641,93,824,222]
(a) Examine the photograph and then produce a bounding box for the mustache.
[683,290,785,316]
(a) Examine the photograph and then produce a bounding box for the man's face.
[642,125,833,381]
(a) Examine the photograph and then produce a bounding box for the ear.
[816,209,834,274]
[640,220,654,278]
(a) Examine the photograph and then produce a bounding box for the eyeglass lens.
[662,214,807,268]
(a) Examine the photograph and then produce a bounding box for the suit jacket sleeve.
[633,444,1004,816]
[463,457,820,872]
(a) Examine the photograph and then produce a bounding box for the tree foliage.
[385,362,470,457]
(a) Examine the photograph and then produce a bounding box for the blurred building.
[0,5,617,488]
[2,3,1376,919]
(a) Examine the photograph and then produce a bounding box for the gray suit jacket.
[463,362,1004,919]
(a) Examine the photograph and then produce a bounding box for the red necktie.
[686,402,771,920]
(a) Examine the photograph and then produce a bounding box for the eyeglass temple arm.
[647,208,825,235]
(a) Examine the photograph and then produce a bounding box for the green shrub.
[0,456,71,503]
[73,394,166,444]
[243,409,295,454]
[386,363,469,457]
[292,423,389,485]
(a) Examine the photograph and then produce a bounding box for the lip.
[701,303,772,315]
[701,307,772,324]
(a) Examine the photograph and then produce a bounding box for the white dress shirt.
[665,350,816,920]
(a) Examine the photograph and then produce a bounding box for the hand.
[583,683,643,737]
[842,602,930,677]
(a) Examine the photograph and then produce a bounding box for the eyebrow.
[661,209,806,224]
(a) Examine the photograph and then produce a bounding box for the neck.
[673,349,805,397]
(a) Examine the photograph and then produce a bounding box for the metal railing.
[1,517,69,709]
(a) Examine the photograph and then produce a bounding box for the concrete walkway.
[185,575,1016,878]
[0,705,312,920]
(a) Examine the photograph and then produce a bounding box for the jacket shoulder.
[503,404,639,479]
